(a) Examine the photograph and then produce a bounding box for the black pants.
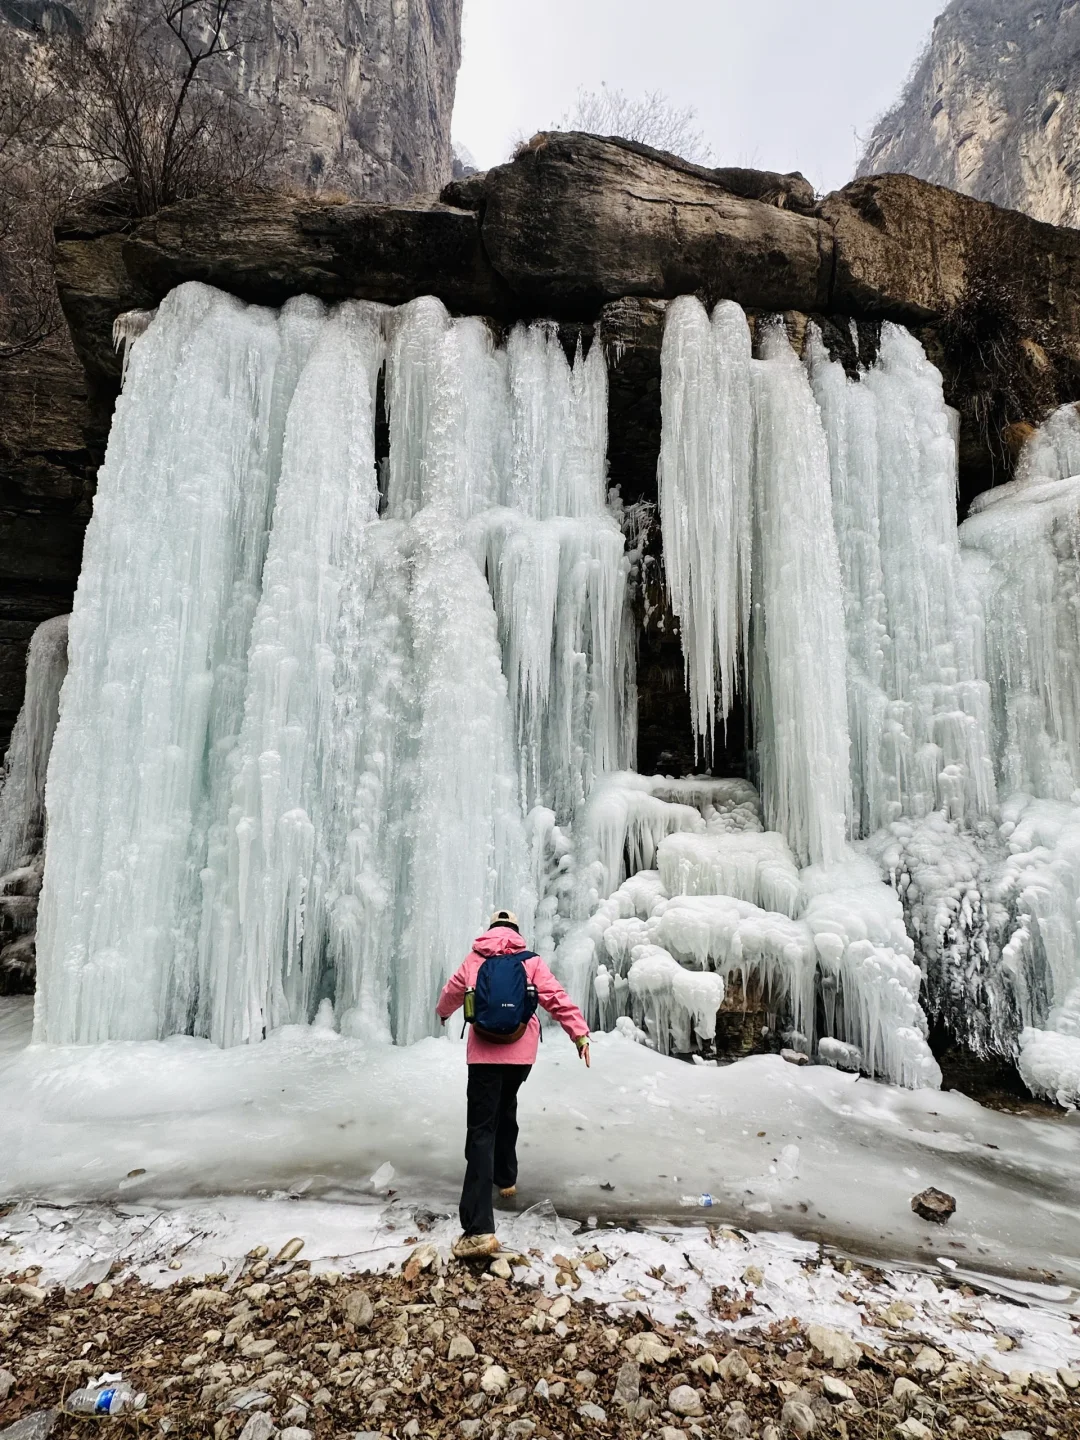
[459,1063,532,1235]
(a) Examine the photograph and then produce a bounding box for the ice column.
[808,325,996,833]
[478,322,635,819]
[383,298,536,1044]
[197,301,386,1047]
[0,615,69,877]
[34,284,302,1044]
[659,297,753,753]
[961,405,1080,798]
[752,320,851,866]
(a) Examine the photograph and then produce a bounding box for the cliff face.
[0,0,462,743]
[859,0,1080,228]
[72,0,464,199]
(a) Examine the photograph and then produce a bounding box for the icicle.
[0,615,69,877]
[808,323,996,832]
[658,297,753,752]
[751,319,851,867]
[112,309,158,384]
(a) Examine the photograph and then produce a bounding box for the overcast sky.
[452,0,944,194]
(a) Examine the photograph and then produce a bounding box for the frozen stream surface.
[4,997,1079,1348]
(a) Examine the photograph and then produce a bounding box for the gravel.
[0,1247,1075,1439]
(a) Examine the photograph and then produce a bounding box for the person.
[437,907,590,1259]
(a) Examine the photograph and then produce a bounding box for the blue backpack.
[468,951,539,1042]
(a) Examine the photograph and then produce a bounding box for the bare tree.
[0,41,70,363]
[0,0,279,363]
[49,0,280,216]
[559,84,714,166]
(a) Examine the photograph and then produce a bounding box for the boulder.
[466,133,833,318]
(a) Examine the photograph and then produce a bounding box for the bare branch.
[558,85,714,167]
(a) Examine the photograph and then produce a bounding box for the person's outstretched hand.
[576,1035,591,1068]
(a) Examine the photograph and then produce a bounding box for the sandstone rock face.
[447,134,833,319]
[859,0,1080,228]
[0,347,92,751]
[53,0,464,200]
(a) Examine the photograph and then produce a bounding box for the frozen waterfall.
[24,275,1080,1103]
[34,284,634,1048]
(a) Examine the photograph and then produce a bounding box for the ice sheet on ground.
[2,999,1078,1291]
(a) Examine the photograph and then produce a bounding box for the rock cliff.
[0,0,463,745]
[2,0,464,200]
[8,132,1080,766]
[859,0,1080,228]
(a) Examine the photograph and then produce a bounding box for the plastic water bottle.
[65,1382,147,1415]
[699,1193,714,1206]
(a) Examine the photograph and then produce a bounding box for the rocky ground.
[1,1238,1078,1440]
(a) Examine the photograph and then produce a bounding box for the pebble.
[1059,1368,1079,1389]
[893,1378,922,1406]
[780,1399,816,1437]
[243,1283,271,1302]
[92,1282,113,1301]
[345,1291,374,1329]
[505,1423,535,1440]
[480,1363,509,1395]
[895,1422,933,1440]
[724,1413,753,1438]
[281,1404,308,1426]
[448,1333,476,1360]
[273,1237,304,1263]
[806,1325,861,1371]
[548,1294,571,1320]
[623,1332,672,1365]
[669,1384,704,1417]
[940,1361,969,1385]
[821,1375,855,1401]
[489,1258,512,1280]
[0,1371,14,1402]
[533,1378,549,1399]
[998,1432,1034,1440]
[614,1359,641,1406]
[458,1425,482,1440]
[280,1431,311,1440]
[910,1187,956,1223]
[237,1416,275,1440]
[717,1350,750,1381]
[240,1338,277,1358]
[578,1403,607,1423]
[912,1346,944,1375]
[575,1368,598,1388]
[660,1429,684,1440]
[402,1423,421,1440]
[781,1047,809,1065]
[742,1265,764,1286]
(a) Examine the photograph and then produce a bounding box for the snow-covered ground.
[4,1176,1079,1379]
[4,996,1080,1311]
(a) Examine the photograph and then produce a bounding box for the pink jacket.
[437,926,589,1065]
